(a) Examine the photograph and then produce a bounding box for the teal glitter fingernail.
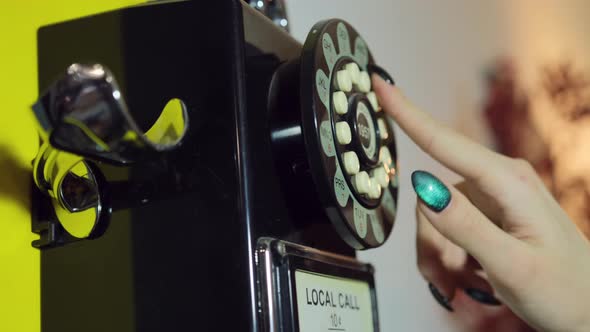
[464,288,501,306]
[411,170,451,212]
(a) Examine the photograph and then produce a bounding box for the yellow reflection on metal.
[63,116,111,151]
[145,98,187,145]
[52,160,98,239]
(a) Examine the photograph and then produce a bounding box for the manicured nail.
[411,170,451,212]
[464,288,501,306]
[368,64,395,85]
[428,283,453,312]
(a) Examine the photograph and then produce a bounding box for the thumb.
[412,170,524,275]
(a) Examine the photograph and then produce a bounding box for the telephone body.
[32,1,398,331]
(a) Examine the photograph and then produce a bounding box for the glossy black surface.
[38,1,247,331]
[35,1,352,331]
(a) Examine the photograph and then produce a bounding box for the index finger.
[372,74,509,182]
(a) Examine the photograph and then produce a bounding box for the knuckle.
[511,158,536,181]
[478,158,542,208]
[500,158,540,197]
[498,249,543,293]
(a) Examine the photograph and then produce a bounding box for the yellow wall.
[0,1,142,330]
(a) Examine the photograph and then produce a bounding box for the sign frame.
[256,237,380,331]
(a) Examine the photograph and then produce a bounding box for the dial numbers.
[354,37,369,67]
[353,200,368,238]
[336,22,351,55]
[334,166,351,207]
[316,70,330,108]
[322,33,338,69]
[370,212,385,243]
[320,121,336,157]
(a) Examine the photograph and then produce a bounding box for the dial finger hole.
[333,91,349,115]
[378,118,389,140]
[379,146,392,165]
[343,151,360,175]
[335,121,352,145]
[371,165,390,188]
[368,178,382,199]
[345,62,361,85]
[335,70,352,92]
[367,91,380,112]
[353,171,371,194]
[357,71,371,92]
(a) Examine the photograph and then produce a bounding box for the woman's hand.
[373,75,590,332]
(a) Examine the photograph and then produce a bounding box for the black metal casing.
[35,1,356,331]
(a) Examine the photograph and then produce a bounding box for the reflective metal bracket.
[30,63,189,248]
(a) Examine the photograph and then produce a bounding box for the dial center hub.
[352,100,379,165]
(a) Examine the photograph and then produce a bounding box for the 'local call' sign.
[295,270,375,331]
[305,288,360,310]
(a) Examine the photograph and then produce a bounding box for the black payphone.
[31,1,398,331]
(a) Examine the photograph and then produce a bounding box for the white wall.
[285,1,590,331]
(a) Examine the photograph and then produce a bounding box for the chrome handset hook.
[33,63,189,165]
[31,63,189,241]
